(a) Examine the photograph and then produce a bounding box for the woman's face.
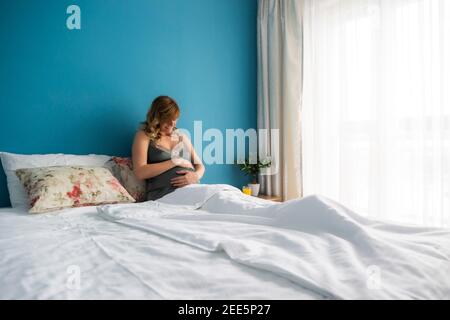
[160,118,177,136]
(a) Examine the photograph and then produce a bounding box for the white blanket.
[98,184,450,300]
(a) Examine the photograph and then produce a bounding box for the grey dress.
[146,140,195,201]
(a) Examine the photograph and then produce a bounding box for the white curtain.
[257,0,303,200]
[302,0,450,227]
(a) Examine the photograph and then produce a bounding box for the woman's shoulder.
[134,129,151,143]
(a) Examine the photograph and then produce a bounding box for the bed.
[0,184,449,300]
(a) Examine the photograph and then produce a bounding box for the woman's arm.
[132,130,192,180]
[170,134,205,187]
[189,136,205,180]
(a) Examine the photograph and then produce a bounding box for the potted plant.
[238,157,272,196]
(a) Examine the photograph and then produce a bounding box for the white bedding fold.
[98,185,450,300]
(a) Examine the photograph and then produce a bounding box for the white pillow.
[0,152,111,208]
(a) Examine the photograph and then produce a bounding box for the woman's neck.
[160,133,172,138]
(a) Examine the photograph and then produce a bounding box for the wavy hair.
[141,96,180,142]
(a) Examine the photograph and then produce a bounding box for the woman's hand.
[171,157,194,169]
[170,171,199,188]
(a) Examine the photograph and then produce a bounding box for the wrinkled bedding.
[99,184,450,300]
[0,186,320,300]
[1,184,449,299]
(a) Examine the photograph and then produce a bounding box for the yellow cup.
[242,186,252,196]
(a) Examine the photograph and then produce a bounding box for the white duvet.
[1,184,449,299]
[98,184,450,300]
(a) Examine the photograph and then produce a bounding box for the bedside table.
[257,194,283,202]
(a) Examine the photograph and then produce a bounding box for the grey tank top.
[146,136,195,201]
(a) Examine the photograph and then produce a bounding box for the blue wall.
[0,0,257,207]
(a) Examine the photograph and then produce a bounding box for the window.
[302,0,450,227]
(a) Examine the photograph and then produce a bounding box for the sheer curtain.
[302,0,450,227]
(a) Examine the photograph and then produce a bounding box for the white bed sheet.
[0,203,321,300]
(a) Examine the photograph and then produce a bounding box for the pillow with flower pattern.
[104,157,146,202]
[15,166,135,213]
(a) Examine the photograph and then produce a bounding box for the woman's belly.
[146,166,195,191]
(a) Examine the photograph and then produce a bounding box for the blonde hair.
[141,96,180,142]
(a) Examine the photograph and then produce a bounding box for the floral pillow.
[104,157,146,202]
[15,166,135,213]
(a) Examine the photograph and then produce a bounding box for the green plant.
[238,158,271,184]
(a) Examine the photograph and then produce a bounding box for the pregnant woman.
[132,96,205,200]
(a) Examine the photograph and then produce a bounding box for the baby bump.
[146,166,195,191]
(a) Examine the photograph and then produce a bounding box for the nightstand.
[257,194,283,202]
